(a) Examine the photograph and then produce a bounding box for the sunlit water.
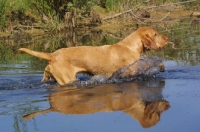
[0,24,200,132]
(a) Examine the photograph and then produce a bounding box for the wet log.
[109,56,164,83]
[69,56,165,86]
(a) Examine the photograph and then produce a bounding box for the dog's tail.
[19,48,52,61]
[23,109,51,120]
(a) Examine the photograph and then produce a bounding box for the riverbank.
[0,1,200,40]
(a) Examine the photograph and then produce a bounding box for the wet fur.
[19,27,168,85]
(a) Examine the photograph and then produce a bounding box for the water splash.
[69,56,164,86]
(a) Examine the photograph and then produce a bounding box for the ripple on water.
[0,63,42,75]
[156,65,200,80]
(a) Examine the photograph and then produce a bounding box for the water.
[0,24,200,132]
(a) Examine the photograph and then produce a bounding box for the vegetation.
[1,2,200,131]
[0,0,199,31]
[0,0,200,66]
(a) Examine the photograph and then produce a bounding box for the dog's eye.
[154,33,157,36]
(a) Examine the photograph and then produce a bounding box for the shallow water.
[0,24,200,131]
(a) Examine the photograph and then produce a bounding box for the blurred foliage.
[0,0,200,30]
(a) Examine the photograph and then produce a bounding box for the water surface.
[0,24,200,132]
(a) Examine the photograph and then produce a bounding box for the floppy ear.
[141,34,158,50]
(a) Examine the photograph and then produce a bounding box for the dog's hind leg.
[48,63,79,85]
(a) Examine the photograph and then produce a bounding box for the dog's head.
[137,27,168,50]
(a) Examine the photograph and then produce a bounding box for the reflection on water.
[0,24,200,131]
[0,24,200,68]
[24,79,170,128]
[162,25,200,65]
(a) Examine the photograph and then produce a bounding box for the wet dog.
[19,27,168,85]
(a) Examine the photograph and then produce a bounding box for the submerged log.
[69,56,165,86]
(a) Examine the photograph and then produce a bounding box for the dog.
[19,27,168,85]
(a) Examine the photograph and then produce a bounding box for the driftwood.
[190,11,200,17]
[103,9,133,20]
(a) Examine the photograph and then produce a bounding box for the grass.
[0,0,9,28]
[0,0,199,31]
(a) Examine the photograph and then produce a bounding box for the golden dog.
[19,27,168,85]
[23,81,170,128]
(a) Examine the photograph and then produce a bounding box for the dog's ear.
[142,34,158,50]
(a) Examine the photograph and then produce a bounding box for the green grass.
[0,0,9,27]
[0,0,199,30]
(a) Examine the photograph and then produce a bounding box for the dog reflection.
[24,79,170,128]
